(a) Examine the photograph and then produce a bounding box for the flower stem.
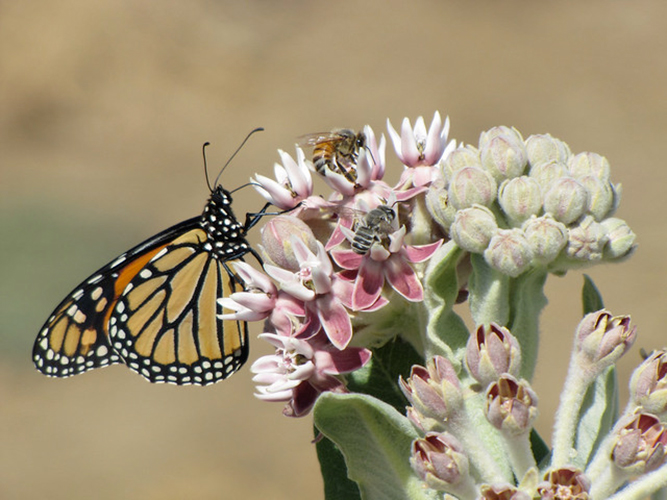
[501,432,537,480]
[551,352,593,467]
[604,462,667,500]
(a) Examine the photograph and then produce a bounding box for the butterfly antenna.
[230,181,262,195]
[212,127,265,188]
[202,142,213,192]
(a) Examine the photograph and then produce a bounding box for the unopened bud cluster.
[427,127,635,277]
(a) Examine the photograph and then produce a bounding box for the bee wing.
[297,131,343,147]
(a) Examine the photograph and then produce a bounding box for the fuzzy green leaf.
[347,336,423,413]
[582,274,605,314]
[314,393,438,500]
[316,431,361,500]
[574,365,619,469]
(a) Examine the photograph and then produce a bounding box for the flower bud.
[537,468,591,500]
[543,177,589,225]
[525,133,571,167]
[399,356,463,427]
[450,205,498,254]
[480,127,528,182]
[466,323,522,386]
[479,484,532,500]
[629,350,667,415]
[486,375,538,436]
[579,175,614,221]
[611,412,667,473]
[410,432,469,490]
[568,152,611,181]
[566,215,608,261]
[484,228,533,277]
[448,166,498,210]
[479,484,533,500]
[522,215,568,265]
[441,144,482,178]
[426,177,457,230]
[260,215,319,271]
[575,310,637,368]
[528,160,569,193]
[498,176,543,225]
[601,217,636,260]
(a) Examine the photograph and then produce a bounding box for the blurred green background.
[2,2,667,499]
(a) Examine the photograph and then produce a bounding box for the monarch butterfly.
[33,131,268,386]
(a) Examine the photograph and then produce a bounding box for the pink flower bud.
[630,350,667,416]
[485,375,538,435]
[426,176,457,230]
[537,467,591,500]
[399,356,463,427]
[465,323,522,386]
[479,484,532,500]
[579,175,614,221]
[410,432,469,490]
[575,310,636,367]
[611,412,667,473]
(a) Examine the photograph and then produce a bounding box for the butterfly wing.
[32,218,200,379]
[108,226,248,385]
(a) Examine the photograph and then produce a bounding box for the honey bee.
[351,205,396,254]
[301,129,366,184]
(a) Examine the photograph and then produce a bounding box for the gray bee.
[351,205,396,255]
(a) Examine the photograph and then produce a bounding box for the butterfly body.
[33,185,259,386]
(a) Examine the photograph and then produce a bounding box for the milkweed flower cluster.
[219,113,662,499]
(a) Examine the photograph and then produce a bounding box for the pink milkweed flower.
[264,237,353,349]
[331,226,443,310]
[218,261,306,336]
[387,112,456,188]
[251,331,372,417]
[253,147,313,210]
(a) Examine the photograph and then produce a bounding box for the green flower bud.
[525,133,571,167]
[566,215,607,261]
[426,177,457,231]
[450,205,498,254]
[498,176,543,225]
[579,175,614,221]
[448,166,498,210]
[601,217,636,259]
[441,145,482,179]
[528,160,569,193]
[543,177,589,225]
[260,215,319,271]
[484,228,533,277]
[568,152,611,181]
[522,215,568,264]
[480,127,528,182]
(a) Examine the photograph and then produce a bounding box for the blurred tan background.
[2,1,666,499]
